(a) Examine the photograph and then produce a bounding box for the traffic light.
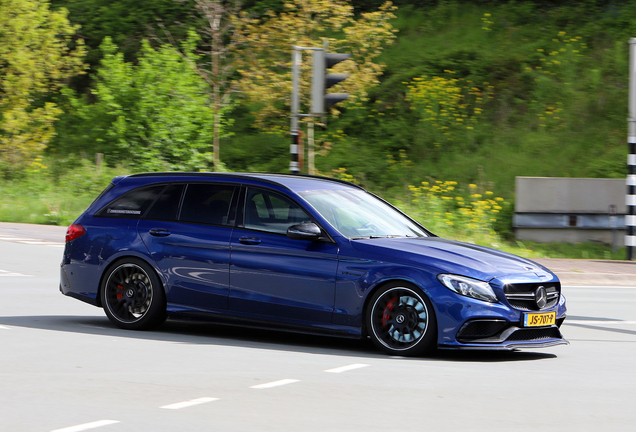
[311,50,350,114]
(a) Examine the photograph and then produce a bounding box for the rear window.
[179,183,236,226]
[144,184,185,221]
[96,185,166,219]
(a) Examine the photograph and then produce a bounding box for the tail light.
[65,224,86,242]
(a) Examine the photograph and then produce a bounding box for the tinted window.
[180,183,235,225]
[96,185,165,219]
[144,184,184,221]
[244,188,312,234]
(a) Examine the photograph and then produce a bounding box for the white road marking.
[0,269,32,277]
[565,320,636,325]
[324,363,370,373]
[50,420,120,432]
[563,286,636,289]
[161,397,219,410]
[18,241,63,245]
[0,236,64,247]
[250,379,300,389]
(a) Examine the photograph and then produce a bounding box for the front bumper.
[431,272,568,350]
[439,338,569,351]
[439,319,569,350]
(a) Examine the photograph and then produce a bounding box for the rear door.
[139,182,238,311]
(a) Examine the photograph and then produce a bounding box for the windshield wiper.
[351,235,407,240]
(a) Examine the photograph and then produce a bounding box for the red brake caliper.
[381,298,397,327]
[116,284,125,300]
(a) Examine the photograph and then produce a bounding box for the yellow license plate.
[523,312,556,327]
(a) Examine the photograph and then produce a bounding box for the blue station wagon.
[60,173,567,356]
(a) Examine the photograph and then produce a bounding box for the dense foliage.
[2,0,636,257]
[303,1,635,196]
[0,0,85,175]
[55,36,230,171]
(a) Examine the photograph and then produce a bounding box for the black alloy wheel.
[100,258,166,330]
[366,282,437,356]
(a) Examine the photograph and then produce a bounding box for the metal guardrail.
[513,213,626,230]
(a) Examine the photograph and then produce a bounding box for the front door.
[229,187,339,323]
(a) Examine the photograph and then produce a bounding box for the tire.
[366,281,437,356]
[100,258,166,330]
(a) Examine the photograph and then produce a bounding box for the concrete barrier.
[514,177,626,245]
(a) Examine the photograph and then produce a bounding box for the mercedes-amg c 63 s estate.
[60,173,567,356]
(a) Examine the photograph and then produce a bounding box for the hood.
[350,237,554,282]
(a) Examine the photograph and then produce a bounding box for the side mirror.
[287,222,322,241]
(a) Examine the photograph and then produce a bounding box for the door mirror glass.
[287,223,322,241]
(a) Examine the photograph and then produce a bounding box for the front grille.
[457,320,508,342]
[503,282,560,311]
[506,327,562,341]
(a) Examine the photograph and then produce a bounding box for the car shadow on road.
[0,314,557,362]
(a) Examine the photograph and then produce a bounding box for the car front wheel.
[366,282,437,356]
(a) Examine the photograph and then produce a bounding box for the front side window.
[299,188,428,238]
[179,183,236,226]
[96,184,166,219]
[244,188,312,234]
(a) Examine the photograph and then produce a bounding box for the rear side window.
[179,183,236,226]
[96,185,165,219]
[144,184,185,221]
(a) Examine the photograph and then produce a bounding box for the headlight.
[438,274,498,303]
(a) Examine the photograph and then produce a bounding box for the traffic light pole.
[290,45,321,174]
[290,44,350,174]
[290,47,301,174]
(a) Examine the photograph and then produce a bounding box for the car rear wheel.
[366,282,437,356]
[101,258,166,330]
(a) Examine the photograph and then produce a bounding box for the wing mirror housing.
[287,222,322,241]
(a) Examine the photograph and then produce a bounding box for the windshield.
[298,188,429,239]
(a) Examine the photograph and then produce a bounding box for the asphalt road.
[1,229,635,432]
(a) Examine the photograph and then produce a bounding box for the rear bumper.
[60,265,100,307]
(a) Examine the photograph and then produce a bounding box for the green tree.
[232,0,397,133]
[50,0,197,77]
[177,0,242,169]
[61,37,231,171]
[0,0,85,176]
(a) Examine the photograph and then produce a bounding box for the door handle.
[238,236,261,245]
[149,228,171,237]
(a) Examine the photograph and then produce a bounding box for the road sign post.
[627,39,636,259]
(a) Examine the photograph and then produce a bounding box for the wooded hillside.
[2,0,635,243]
